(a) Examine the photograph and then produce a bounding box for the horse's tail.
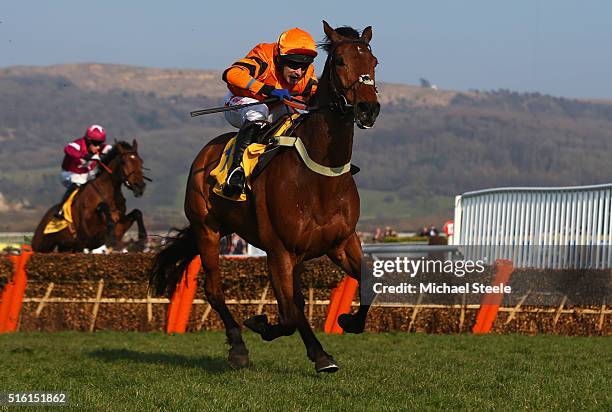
[149,226,199,297]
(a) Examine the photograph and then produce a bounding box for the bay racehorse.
[150,21,380,372]
[32,140,148,253]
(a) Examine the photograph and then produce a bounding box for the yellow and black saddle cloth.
[211,114,303,201]
[210,113,359,201]
[43,189,80,234]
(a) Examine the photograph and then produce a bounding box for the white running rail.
[453,184,612,268]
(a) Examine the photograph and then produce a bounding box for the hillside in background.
[2,63,612,231]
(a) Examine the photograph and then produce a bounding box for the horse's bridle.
[99,150,146,191]
[326,39,378,120]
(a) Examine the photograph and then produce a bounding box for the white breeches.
[223,92,289,128]
[60,170,96,188]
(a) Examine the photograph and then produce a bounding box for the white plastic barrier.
[453,184,612,268]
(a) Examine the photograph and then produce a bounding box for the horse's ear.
[322,20,343,44]
[132,139,138,151]
[361,26,373,44]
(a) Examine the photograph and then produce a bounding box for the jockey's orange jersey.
[222,42,318,102]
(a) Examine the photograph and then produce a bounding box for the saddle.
[210,114,303,201]
[210,113,360,202]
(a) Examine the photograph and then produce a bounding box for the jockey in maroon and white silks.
[60,125,112,188]
[55,125,112,218]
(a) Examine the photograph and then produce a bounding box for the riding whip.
[190,95,308,117]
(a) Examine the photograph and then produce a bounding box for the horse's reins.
[97,159,113,175]
[86,156,115,199]
[96,150,150,192]
[189,40,376,121]
[275,41,377,117]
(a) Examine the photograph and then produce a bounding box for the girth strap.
[273,136,351,177]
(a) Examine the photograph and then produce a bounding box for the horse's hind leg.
[193,223,249,369]
[96,203,117,249]
[327,232,371,334]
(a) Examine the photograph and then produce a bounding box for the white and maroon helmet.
[84,124,106,143]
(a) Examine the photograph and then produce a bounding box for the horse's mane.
[318,26,361,53]
[102,141,133,164]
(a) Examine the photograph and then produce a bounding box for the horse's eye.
[335,57,345,67]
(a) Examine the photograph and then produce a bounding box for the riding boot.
[55,184,78,218]
[222,121,263,197]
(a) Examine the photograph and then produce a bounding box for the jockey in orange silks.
[221,27,319,196]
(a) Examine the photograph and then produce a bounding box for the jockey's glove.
[270,88,291,101]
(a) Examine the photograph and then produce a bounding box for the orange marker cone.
[0,255,20,332]
[330,277,358,334]
[173,256,200,333]
[324,276,359,334]
[0,246,33,333]
[167,256,201,334]
[473,259,514,334]
[324,277,348,334]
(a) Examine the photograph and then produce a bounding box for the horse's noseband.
[358,74,375,86]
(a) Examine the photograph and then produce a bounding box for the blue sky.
[1,0,611,98]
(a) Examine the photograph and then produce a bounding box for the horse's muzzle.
[355,101,380,129]
[128,181,146,197]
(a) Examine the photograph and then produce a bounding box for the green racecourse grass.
[1,332,610,411]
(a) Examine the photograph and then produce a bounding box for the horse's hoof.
[228,347,250,369]
[338,313,364,334]
[91,244,109,254]
[315,354,339,373]
[136,240,147,252]
[243,314,268,335]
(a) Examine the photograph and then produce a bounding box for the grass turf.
[0,332,610,411]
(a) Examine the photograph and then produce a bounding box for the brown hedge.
[25,253,345,286]
[0,256,13,291]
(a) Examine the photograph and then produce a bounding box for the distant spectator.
[418,226,429,237]
[428,225,439,237]
[384,226,397,238]
[374,227,383,243]
[231,233,246,255]
[220,234,232,255]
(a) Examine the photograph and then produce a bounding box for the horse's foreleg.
[96,203,117,249]
[113,209,147,252]
[256,252,338,372]
[131,209,147,249]
[194,224,249,369]
[244,252,297,340]
[328,232,371,334]
[292,262,306,312]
